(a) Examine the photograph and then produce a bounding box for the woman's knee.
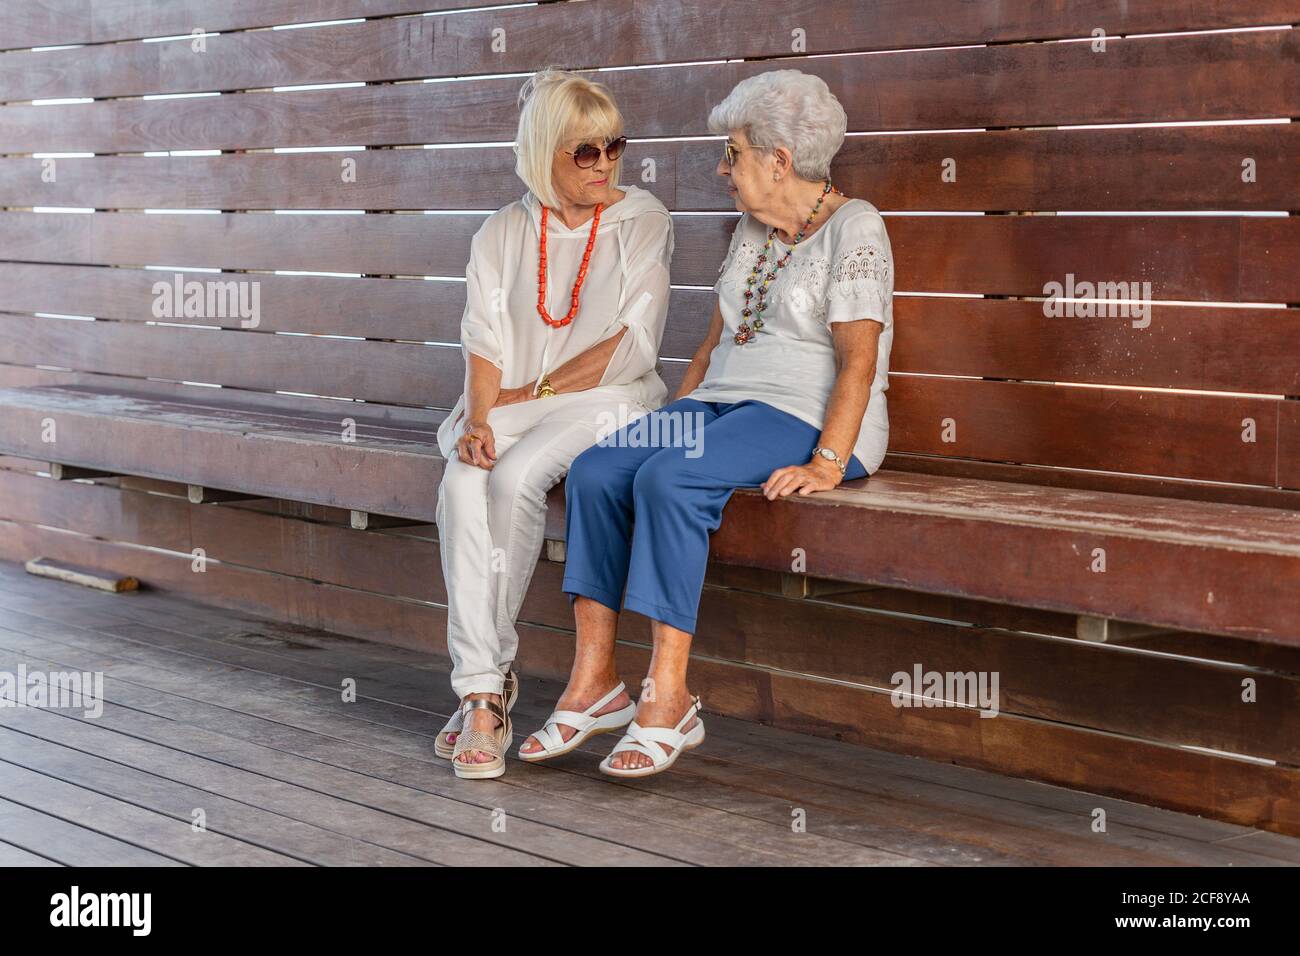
[565,441,626,500]
[438,457,488,504]
[631,450,688,506]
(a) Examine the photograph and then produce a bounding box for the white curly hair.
[707,69,847,181]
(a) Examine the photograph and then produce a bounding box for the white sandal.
[518,682,637,762]
[599,696,705,778]
[435,668,517,760]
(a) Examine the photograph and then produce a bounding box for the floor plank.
[0,599,1273,864]
[0,724,437,866]
[0,838,62,866]
[0,763,294,866]
[0,798,173,866]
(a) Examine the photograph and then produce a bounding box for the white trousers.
[435,389,649,699]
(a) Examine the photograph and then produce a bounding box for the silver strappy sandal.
[451,695,512,780]
[436,668,517,760]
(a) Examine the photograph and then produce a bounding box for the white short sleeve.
[596,210,674,388]
[460,219,505,370]
[824,211,892,329]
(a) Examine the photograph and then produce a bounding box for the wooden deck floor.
[0,560,1296,867]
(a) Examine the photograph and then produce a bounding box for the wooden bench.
[1,1,1298,833]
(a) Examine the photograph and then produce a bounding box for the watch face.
[819,448,834,460]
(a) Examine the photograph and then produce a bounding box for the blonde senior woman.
[520,69,894,776]
[434,69,672,779]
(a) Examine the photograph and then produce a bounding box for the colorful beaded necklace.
[537,202,603,328]
[734,180,842,345]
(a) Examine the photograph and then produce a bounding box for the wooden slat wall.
[0,3,1295,491]
[4,0,1299,101]
[4,31,1296,153]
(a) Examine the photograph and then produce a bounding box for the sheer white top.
[437,184,673,458]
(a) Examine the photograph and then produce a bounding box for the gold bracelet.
[538,375,556,398]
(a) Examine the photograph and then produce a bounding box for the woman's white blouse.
[437,184,673,458]
[687,198,895,475]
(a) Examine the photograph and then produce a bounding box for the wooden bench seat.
[0,383,440,521]
[5,381,1296,647]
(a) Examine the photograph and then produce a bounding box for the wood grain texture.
[2,30,1294,154]
[1,211,1295,302]
[7,125,1297,212]
[1,0,508,51]
[6,0,1298,101]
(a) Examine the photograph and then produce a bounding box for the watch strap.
[813,446,847,475]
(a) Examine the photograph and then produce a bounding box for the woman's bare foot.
[453,692,504,765]
[606,687,699,771]
[519,679,631,755]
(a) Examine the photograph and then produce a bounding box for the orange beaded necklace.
[537,203,603,328]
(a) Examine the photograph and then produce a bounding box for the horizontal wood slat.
[6,125,1297,212]
[0,262,459,338]
[2,211,1295,302]
[891,298,1300,395]
[1,275,1294,395]
[887,376,1288,487]
[0,263,712,359]
[0,313,461,406]
[0,466,432,601]
[6,0,1298,101]
[0,1,502,51]
[881,451,1300,512]
[0,386,441,518]
[0,362,449,432]
[9,0,1298,55]
[2,31,1294,154]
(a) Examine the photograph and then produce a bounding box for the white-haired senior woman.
[520,69,894,776]
[433,69,673,779]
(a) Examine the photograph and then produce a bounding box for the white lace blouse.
[686,198,894,475]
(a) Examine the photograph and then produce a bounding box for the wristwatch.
[811,446,846,476]
[537,375,556,398]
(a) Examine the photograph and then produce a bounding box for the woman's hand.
[457,420,498,470]
[761,456,842,499]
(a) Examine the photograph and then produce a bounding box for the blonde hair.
[513,68,625,210]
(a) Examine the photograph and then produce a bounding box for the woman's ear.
[770,145,794,180]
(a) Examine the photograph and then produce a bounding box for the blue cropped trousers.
[562,397,867,635]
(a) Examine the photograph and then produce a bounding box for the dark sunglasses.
[562,135,628,168]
